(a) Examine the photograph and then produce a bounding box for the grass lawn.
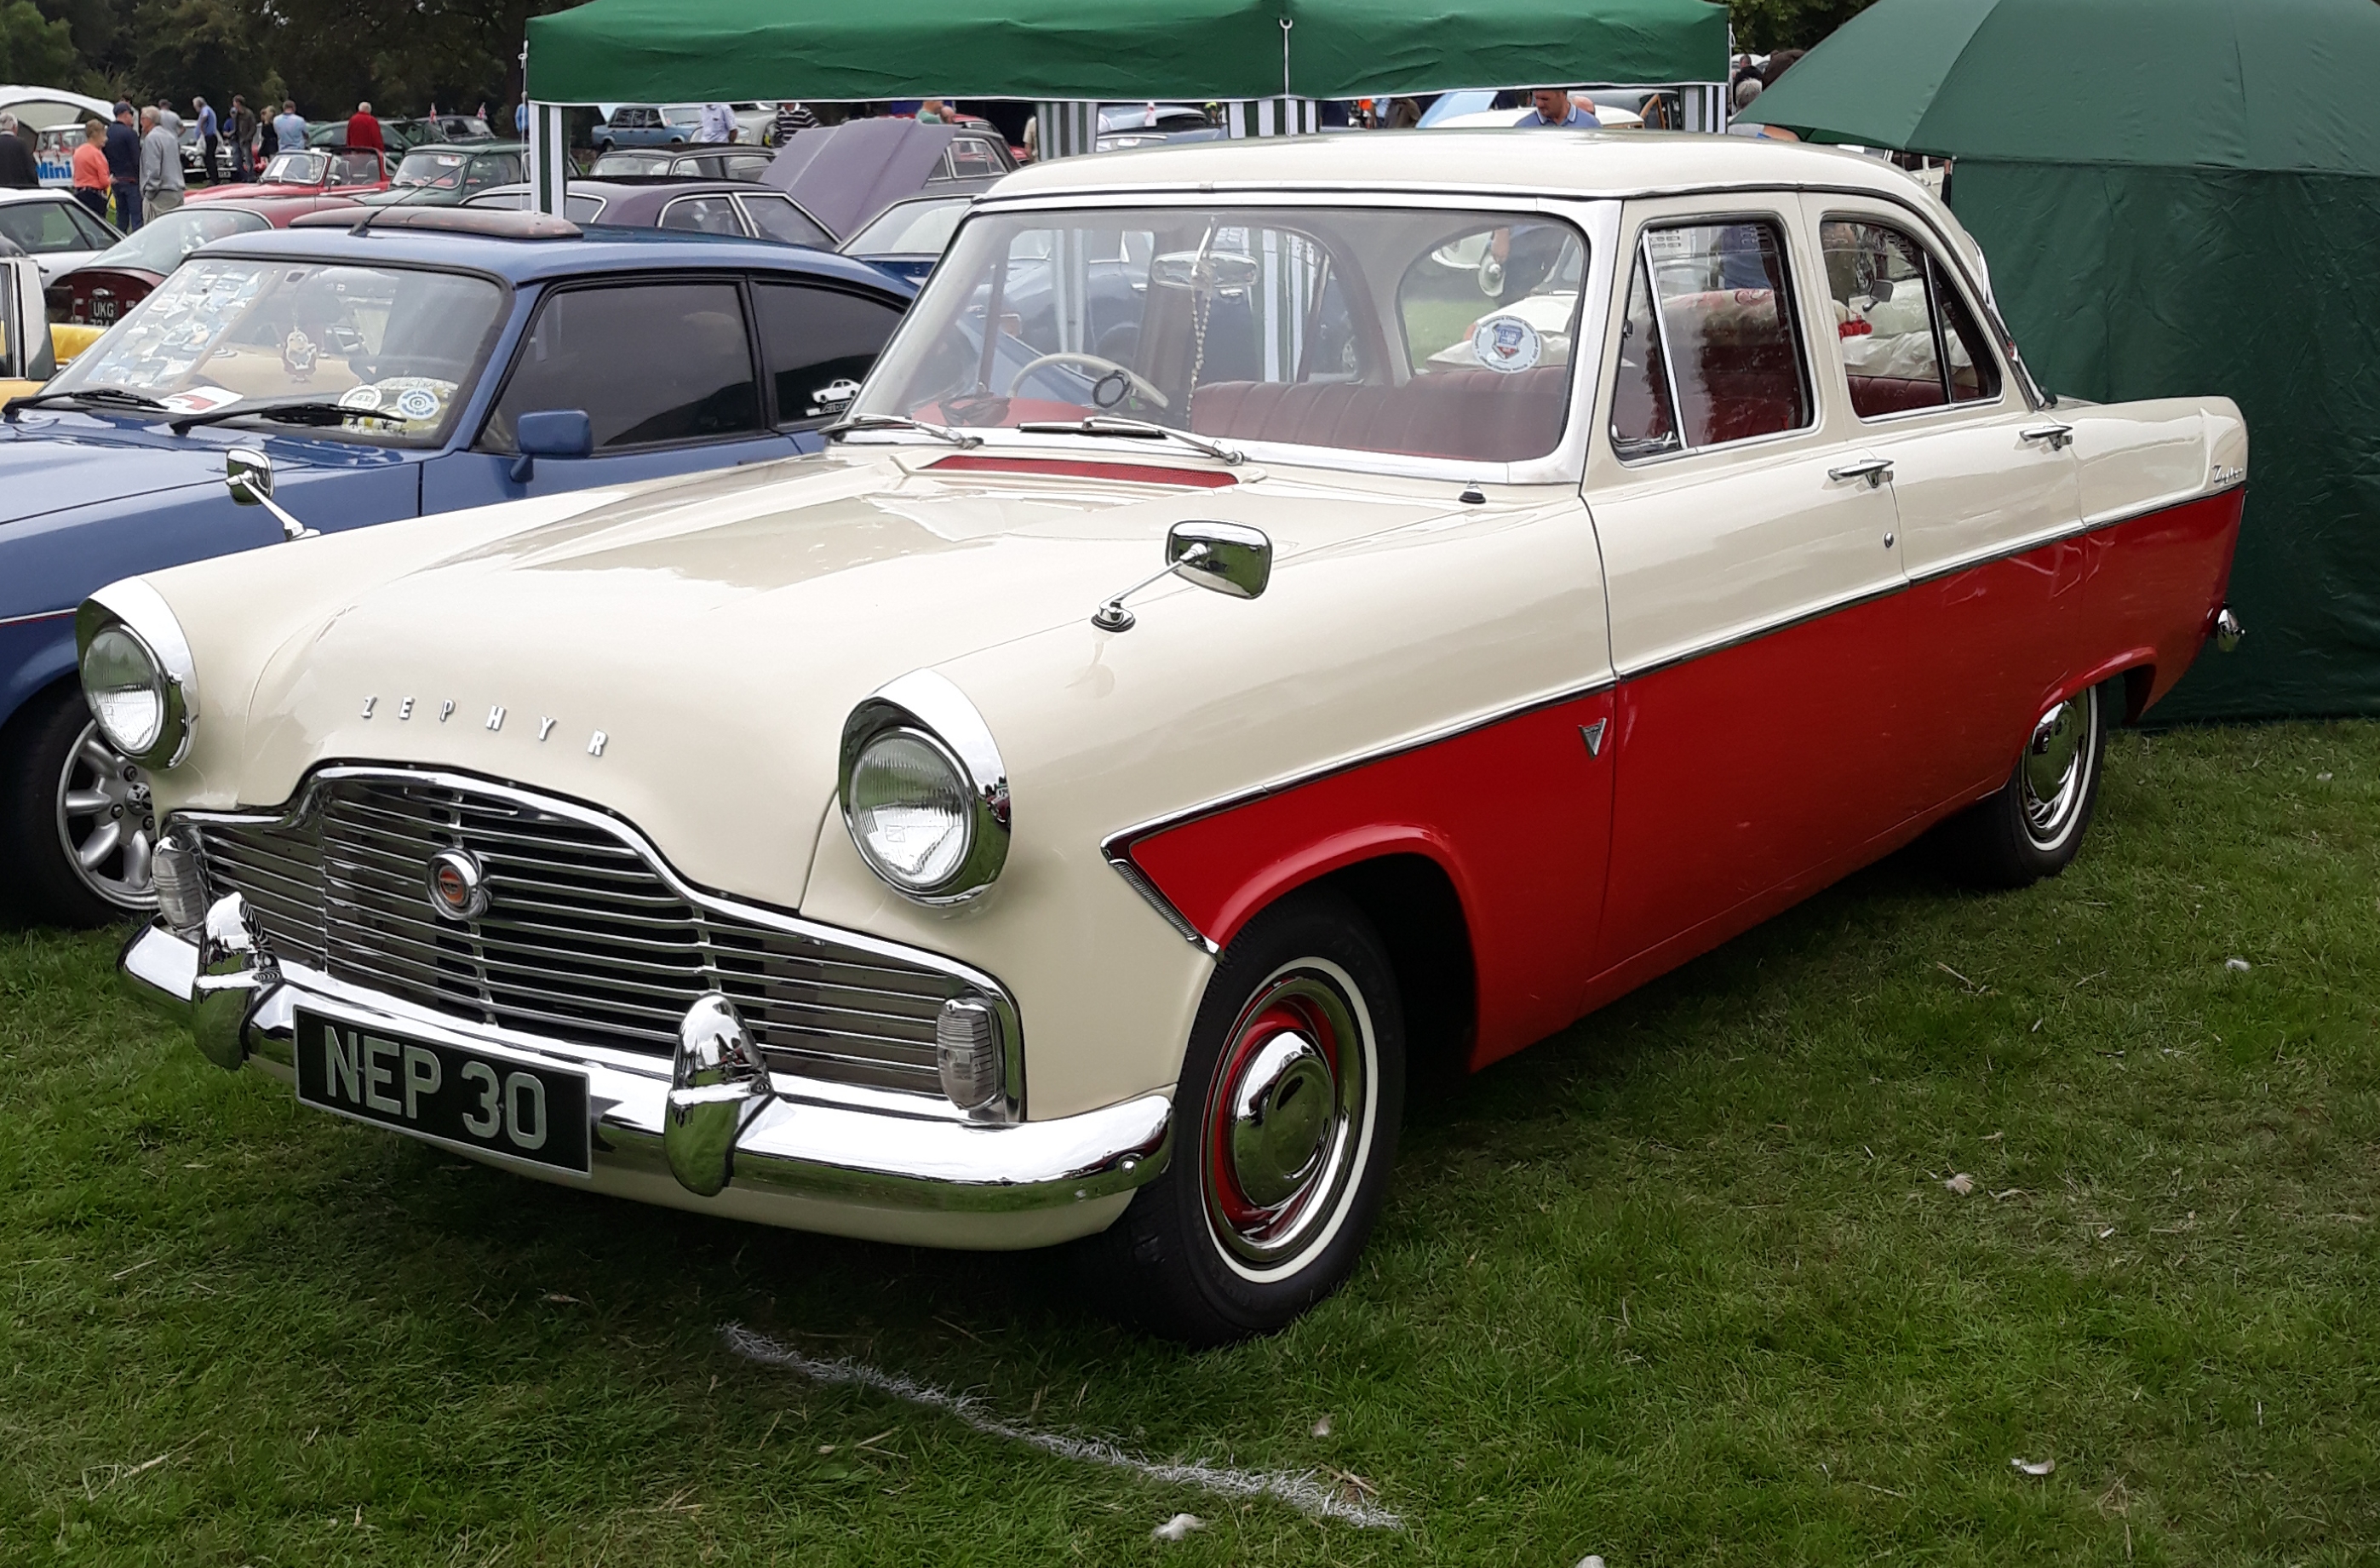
[4,721,2377,1565]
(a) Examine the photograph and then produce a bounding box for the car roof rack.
[288,206,582,240]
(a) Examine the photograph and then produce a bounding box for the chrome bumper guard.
[120,906,1172,1215]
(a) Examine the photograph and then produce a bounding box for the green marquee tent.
[524,0,1729,106]
[1747,0,2380,721]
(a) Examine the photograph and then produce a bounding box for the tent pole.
[527,102,569,215]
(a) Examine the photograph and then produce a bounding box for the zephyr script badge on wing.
[426,849,490,921]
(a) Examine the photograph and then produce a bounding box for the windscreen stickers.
[1471,313,1543,374]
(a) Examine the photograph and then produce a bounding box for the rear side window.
[751,281,905,424]
[947,137,1001,179]
[1609,218,1812,460]
[1820,219,2004,416]
[482,281,760,451]
[661,195,743,235]
[737,193,831,248]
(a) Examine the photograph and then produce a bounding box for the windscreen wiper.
[167,398,409,435]
[1016,415,1242,466]
[822,411,983,449]
[4,386,170,422]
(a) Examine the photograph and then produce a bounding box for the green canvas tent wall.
[1747,0,2380,721]
[523,0,1729,104]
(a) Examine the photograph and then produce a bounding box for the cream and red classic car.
[93,134,2245,1343]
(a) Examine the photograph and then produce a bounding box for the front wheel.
[1077,889,1404,1345]
[1932,681,2109,888]
[0,682,158,926]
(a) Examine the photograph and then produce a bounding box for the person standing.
[228,95,255,179]
[697,101,736,143]
[104,101,141,230]
[70,120,111,220]
[345,101,382,151]
[1516,86,1599,128]
[771,100,816,146]
[192,96,219,183]
[141,107,186,220]
[0,115,37,187]
[271,100,306,157]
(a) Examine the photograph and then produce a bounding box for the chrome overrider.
[119,899,1174,1219]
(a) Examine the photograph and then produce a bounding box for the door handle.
[1828,458,1892,489]
[2020,421,2074,451]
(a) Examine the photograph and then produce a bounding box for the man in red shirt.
[344,101,384,151]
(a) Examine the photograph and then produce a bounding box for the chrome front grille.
[187,774,985,1097]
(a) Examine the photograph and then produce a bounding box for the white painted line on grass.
[721,1324,1402,1529]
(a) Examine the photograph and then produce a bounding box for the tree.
[0,0,100,90]
[1729,0,1878,54]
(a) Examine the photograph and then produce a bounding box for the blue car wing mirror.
[510,408,594,482]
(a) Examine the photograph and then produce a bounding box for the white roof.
[995,129,1925,205]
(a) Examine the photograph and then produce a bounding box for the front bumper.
[122,920,1171,1249]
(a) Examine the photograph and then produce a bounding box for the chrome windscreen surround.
[172,766,1024,1122]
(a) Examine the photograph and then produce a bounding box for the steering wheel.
[1010,351,1170,411]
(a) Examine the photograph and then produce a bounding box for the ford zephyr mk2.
[95,134,2244,1342]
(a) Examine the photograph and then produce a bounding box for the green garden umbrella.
[1743,0,2380,721]
[1743,0,2380,175]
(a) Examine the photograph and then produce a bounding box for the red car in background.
[47,202,361,326]
[186,146,389,218]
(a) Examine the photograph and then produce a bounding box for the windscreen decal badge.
[360,695,607,758]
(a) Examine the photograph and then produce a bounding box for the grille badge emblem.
[427,849,490,921]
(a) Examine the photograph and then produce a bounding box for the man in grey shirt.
[141,106,186,217]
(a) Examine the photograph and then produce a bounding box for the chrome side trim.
[1099,672,1619,877]
[1904,479,2249,589]
[175,763,1027,1123]
[0,605,75,629]
[1104,850,1219,954]
[118,922,1170,1215]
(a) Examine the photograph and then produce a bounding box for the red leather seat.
[1847,372,1947,417]
[1188,367,1570,462]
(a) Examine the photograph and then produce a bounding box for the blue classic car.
[0,208,913,925]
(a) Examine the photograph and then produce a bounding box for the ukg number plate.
[292,1009,591,1175]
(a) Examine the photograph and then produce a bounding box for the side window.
[737,193,831,249]
[482,282,761,451]
[0,203,81,254]
[947,137,1001,179]
[661,196,743,235]
[751,281,906,423]
[1820,219,2004,417]
[1609,218,1812,459]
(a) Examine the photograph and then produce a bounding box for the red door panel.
[1126,691,1616,1065]
[1596,584,1916,976]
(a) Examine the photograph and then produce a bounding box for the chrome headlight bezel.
[75,578,200,769]
[838,670,1010,904]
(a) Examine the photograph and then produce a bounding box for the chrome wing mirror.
[1091,520,1272,632]
[226,447,315,541]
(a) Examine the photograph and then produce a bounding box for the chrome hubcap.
[2019,689,2094,847]
[1202,968,1368,1269]
[54,720,158,910]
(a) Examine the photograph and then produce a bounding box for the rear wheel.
[0,681,158,927]
[1933,681,2109,888]
[1078,890,1404,1345]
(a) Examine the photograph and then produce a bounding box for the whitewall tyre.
[1935,679,2110,889]
[1079,889,1405,1345]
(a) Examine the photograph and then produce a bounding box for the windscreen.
[855,205,1586,464]
[49,257,507,444]
[88,206,271,274]
[845,198,968,257]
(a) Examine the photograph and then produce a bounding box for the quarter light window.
[1820,219,2003,416]
[1609,219,1811,460]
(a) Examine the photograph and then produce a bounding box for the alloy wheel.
[54,719,158,910]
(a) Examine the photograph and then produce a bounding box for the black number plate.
[292,1008,591,1175]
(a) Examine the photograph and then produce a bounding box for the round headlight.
[848,728,974,893]
[81,623,169,758]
